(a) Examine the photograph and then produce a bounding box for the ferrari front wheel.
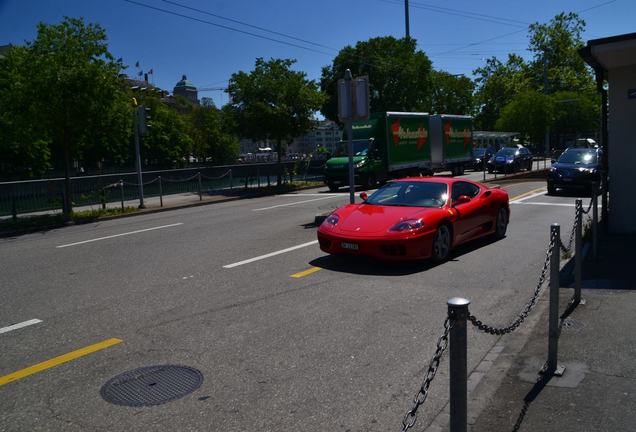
[432,225,452,263]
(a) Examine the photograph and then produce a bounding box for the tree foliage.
[0,17,133,182]
[473,54,530,130]
[189,104,239,164]
[430,70,474,115]
[227,57,323,184]
[320,37,433,121]
[527,12,594,93]
[496,90,553,146]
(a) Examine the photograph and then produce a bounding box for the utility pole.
[134,105,147,208]
[404,0,410,38]
[543,53,550,161]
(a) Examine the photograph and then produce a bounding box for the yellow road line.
[0,338,123,387]
[291,266,322,278]
[509,187,546,202]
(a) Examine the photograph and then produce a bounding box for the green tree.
[142,98,193,168]
[189,104,239,164]
[1,17,133,216]
[320,36,433,121]
[527,12,594,94]
[473,54,530,130]
[496,90,553,146]
[227,57,324,185]
[430,70,474,115]
[0,45,52,179]
[550,90,600,144]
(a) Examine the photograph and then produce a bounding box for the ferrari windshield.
[336,139,371,156]
[366,181,448,208]
[558,149,597,165]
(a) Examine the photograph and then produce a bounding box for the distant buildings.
[173,74,199,105]
[289,120,342,155]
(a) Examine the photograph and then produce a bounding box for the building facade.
[173,75,199,105]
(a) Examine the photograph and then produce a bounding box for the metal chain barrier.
[400,318,452,432]
[200,169,232,181]
[162,173,200,183]
[559,205,580,254]
[122,177,159,187]
[468,232,556,335]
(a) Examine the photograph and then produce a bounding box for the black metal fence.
[0,160,326,218]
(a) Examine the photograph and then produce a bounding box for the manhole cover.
[100,365,203,407]
[561,318,585,331]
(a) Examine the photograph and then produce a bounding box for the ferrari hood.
[337,204,434,234]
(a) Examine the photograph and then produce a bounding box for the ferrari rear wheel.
[432,225,452,263]
[494,207,509,239]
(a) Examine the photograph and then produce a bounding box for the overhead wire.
[429,0,619,57]
[157,0,337,51]
[122,0,334,56]
[378,0,527,28]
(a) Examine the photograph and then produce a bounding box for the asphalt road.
[0,180,594,431]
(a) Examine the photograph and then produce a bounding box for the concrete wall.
[608,65,636,233]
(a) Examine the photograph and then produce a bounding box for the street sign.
[338,75,370,121]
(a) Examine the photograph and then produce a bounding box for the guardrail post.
[11,186,18,221]
[197,172,203,201]
[158,176,163,207]
[574,199,583,305]
[257,167,261,189]
[229,169,233,190]
[448,297,470,432]
[545,223,565,376]
[592,183,598,261]
[119,180,125,211]
[482,156,486,182]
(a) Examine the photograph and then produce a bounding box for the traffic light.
[135,105,151,134]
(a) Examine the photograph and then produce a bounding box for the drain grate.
[100,365,203,407]
[561,317,585,331]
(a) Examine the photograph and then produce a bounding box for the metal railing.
[399,183,600,432]
[0,160,326,218]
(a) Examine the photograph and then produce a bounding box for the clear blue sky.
[0,0,630,108]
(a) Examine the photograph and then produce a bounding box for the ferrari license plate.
[341,242,359,250]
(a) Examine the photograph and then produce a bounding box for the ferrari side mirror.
[360,192,368,201]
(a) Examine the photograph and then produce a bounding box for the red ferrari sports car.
[317,177,509,262]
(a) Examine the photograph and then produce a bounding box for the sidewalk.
[469,232,636,432]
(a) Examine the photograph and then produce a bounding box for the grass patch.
[0,207,138,237]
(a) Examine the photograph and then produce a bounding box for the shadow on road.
[309,234,504,276]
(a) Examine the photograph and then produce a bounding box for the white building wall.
[608,65,636,233]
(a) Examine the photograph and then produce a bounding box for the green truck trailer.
[324,112,473,191]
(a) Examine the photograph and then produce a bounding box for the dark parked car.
[487,146,533,173]
[547,147,601,195]
[471,146,495,171]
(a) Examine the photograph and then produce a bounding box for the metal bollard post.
[592,183,598,261]
[482,156,486,182]
[544,223,565,376]
[119,180,125,211]
[448,297,470,432]
[574,199,583,305]
[158,176,163,207]
[257,167,261,189]
[267,172,271,187]
[197,172,203,201]
[229,169,233,190]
